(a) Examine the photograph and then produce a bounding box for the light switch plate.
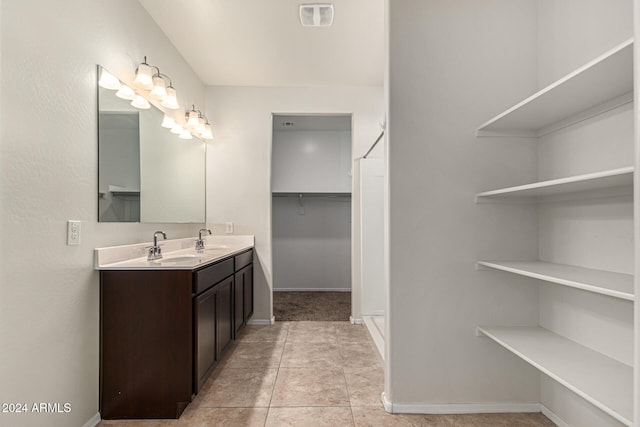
[67,220,81,245]
[225,222,234,234]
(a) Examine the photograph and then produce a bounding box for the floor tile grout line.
[264,324,287,422]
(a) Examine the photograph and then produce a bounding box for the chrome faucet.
[147,231,167,261]
[195,228,212,251]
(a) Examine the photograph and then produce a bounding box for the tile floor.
[99,321,555,427]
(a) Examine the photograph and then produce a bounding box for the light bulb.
[179,129,193,140]
[98,69,120,90]
[161,115,176,128]
[161,86,179,110]
[130,95,150,109]
[150,75,167,99]
[115,85,135,100]
[171,124,184,134]
[133,62,153,90]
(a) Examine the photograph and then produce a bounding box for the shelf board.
[475,167,633,202]
[477,38,633,137]
[272,192,351,198]
[477,326,633,426]
[477,260,634,301]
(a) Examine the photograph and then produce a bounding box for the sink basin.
[205,245,229,250]
[159,255,202,263]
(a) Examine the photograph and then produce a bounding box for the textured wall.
[0,1,205,426]
[386,0,541,407]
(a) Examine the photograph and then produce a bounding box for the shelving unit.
[475,166,633,202]
[477,38,633,137]
[476,37,635,426]
[477,261,634,301]
[477,326,633,426]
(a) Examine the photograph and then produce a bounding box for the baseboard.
[381,392,393,413]
[541,404,570,427]
[273,288,351,292]
[350,316,363,324]
[247,316,275,325]
[380,397,542,415]
[82,413,101,427]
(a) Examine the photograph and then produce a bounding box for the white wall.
[272,196,351,291]
[272,130,352,193]
[0,1,205,426]
[386,0,541,408]
[537,0,633,87]
[205,86,383,321]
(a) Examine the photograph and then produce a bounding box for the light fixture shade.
[133,62,154,90]
[150,75,167,99]
[171,124,184,134]
[161,86,179,109]
[179,129,193,140]
[131,95,151,109]
[161,115,176,128]
[115,84,135,100]
[187,110,199,129]
[202,123,214,140]
[98,69,120,90]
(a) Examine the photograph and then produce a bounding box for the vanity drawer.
[194,258,234,294]
[234,249,253,271]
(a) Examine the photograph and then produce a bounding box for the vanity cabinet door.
[234,271,244,337]
[242,265,254,323]
[216,276,234,357]
[194,285,216,393]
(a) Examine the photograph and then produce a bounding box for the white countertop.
[95,235,254,270]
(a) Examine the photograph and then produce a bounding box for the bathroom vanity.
[95,236,254,419]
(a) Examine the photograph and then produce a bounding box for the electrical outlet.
[225,222,234,234]
[67,220,81,245]
[299,206,305,215]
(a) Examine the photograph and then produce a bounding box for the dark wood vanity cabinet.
[100,248,254,420]
[233,249,254,336]
[192,257,233,393]
[100,270,193,420]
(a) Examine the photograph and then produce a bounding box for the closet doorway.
[271,114,352,321]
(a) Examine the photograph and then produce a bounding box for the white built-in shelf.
[477,260,634,301]
[475,167,633,202]
[272,192,351,198]
[477,38,633,137]
[477,326,633,426]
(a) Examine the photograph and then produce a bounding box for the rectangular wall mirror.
[97,65,205,223]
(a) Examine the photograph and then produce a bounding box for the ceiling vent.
[299,4,334,27]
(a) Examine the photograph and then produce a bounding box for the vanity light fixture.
[134,57,180,110]
[133,57,154,90]
[201,122,214,140]
[194,111,214,140]
[98,69,121,90]
[150,74,167,99]
[186,105,200,129]
[161,85,179,110]
[161,114,176,128]
[131,95,151,109]
[115,84,135,100]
